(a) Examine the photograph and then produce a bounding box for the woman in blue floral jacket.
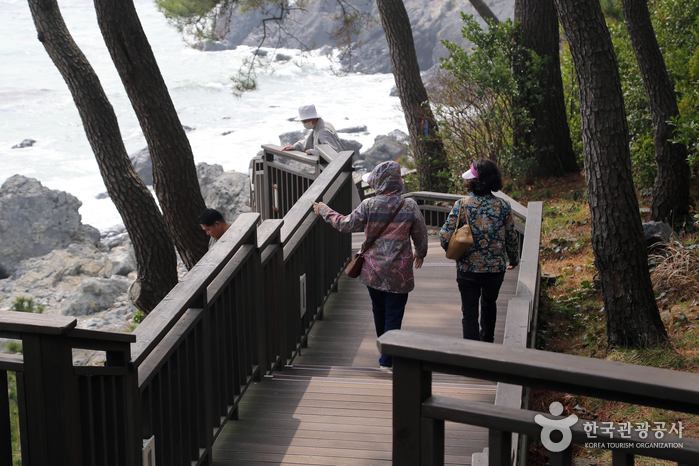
[439,158,519,343]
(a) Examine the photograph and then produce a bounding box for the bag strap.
[360,199,405,254]
[458,198,470,228]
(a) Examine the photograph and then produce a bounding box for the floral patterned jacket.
[439,194,519,273]
[318,162,428,293]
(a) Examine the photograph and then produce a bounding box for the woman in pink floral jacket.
[313,161,428,369]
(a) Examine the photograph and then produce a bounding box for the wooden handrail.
[279,149,354,243]
[379,330,699,464]
[130,212,260,367]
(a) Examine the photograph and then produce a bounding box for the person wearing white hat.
[282,104,345,155]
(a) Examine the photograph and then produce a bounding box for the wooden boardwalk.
[212,234,519,465]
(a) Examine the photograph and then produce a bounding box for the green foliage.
[609,20,658,188]
[435,15,545,182]
[560,0,699,186]
[558,40,583,165]
[155,0,227,41]
[7,372,21,465]
[128,310,147,332]
[654,0,699,168]
[5,342,22,354]
[11,296,45,314]
[133,310,147,324]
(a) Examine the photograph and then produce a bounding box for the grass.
[511,173,699,465]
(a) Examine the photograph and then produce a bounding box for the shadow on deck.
[212,235,518,465]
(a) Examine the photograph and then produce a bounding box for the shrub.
[435,15,544,182]
[11,296,45,314]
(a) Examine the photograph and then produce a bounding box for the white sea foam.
[0,0,406,230]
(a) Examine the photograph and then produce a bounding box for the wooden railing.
[250,144,341,220]
[378,330,699,466]
[0,148,356,465]
[376,196,699,465]
[399,193,542,464]
[0,312,137,465]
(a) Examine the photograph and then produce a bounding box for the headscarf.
[366,161,403,196]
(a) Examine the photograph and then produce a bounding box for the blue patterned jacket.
[439,194,519,273]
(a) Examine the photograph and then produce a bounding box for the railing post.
[0,369,11,465]
[392,355,431,465]
[421,417,444,466]
[488,429,512,466]
[22,332,84,465]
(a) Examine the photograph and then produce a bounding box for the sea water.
[0,0,406,230]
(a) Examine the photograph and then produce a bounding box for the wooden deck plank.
[213,234,518,465]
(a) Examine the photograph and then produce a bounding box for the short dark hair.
[467,158,504,195]
[198,208,225,226]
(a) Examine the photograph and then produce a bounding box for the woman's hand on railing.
[414,257,423,269]
[312,201,325,215]
[282,145,293,151]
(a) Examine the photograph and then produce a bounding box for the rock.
[387,129,410,145]
[337,125,368,134]
[362,134,410,170]
[129,147,153,185]
[12,139,36,149]
[104,243,136,278]
[196,39,235,51]
[279,130,310,147]
[643,221,681,250]
[340,139,362,156]
[196,162,251,224]
[220,0,514,74]
[275,53,292,62]
[0,175,96,276]
[60,277,130,316]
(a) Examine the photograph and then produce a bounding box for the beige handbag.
[446,199,474,260]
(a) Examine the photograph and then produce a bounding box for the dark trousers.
[456,271,506,343]
[367,287,409,367]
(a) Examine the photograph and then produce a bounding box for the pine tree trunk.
[554,0,667,348]
[515,0,579,178]
[93,0,209,269]
[376,0,450,192]
[27,0,178,312]
[621,0,690,222]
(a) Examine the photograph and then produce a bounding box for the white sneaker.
[380,365,392,370]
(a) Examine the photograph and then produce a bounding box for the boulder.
[197,162,251,224]
[337,125,368,134]
[279,130,310,147]
[362,134,410,170]
[128,147,153,185]
[12,139,36,149]
[0,175,99,276]
[340,139,363,156]
[643,221,681,250]
[60,277,130,316]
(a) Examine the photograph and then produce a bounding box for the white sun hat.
[462,162,479,180]
[295,104,319,121]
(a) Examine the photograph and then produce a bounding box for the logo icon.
[534,402,578,452]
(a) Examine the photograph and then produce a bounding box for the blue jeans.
[456,271,506,343]
[367,287,409,368]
